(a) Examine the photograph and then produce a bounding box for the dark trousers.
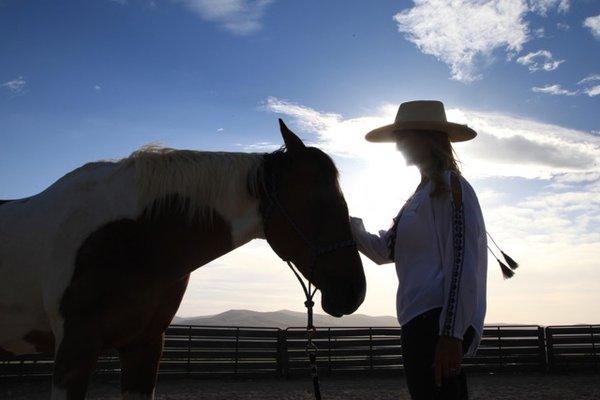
[401,307,475,400]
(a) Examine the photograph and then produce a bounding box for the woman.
[350,100,487,400]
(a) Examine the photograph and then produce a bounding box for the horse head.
[261,119,366,317]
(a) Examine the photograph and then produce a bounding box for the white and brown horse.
[0,120,366,399]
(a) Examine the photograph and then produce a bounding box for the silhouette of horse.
[0,120,366,399]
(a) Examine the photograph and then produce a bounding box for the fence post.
[369,327,373,373]
[234,327,240,375]
[497,326,503,371]
[546,327,554,372]
[537,326,547,372]
[276,329,285,377]
[327,328,332,376]
[590,324,598,372]
[187,325,192,376]
[277,329,289,378]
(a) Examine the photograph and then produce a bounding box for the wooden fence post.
[277,329,288,378]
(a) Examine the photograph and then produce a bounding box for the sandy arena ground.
[1,373,599,399]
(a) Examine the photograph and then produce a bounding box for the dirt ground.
[1,372,599,399]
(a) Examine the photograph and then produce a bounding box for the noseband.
[260,162,356,400]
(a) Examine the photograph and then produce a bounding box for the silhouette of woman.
[350,101,487,400]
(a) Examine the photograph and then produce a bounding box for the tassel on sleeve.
[501,251,519,270]
[487,232,519,277]
[498,258,515,279]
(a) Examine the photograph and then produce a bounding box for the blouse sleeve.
[349,216,394,265]
[433,173,482,339]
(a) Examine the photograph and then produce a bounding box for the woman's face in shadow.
[395,131,429,166]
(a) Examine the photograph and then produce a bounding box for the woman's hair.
[419,130,461,197]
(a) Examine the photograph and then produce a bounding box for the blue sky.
[1,0,599,324]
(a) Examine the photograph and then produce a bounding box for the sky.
[1,0,599,326]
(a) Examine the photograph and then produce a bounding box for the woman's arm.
[349,216,394,265]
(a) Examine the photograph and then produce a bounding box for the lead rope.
[286,260,322,400]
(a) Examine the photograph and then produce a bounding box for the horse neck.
[214,153,267,248]
[226,178,266,249]
[131,150,267,250]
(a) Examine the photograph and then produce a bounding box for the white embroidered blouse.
[350,170,487,356]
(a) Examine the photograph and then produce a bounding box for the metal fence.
[546,324,600,371]
[1,324,598,378]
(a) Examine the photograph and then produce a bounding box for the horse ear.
[279,119,305,151]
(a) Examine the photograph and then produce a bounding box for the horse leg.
[51,321,102,400]
[118,332,164,400]
[118,276,189,399]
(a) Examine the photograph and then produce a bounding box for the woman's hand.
[433,335,463,386]
[349,216,365,230]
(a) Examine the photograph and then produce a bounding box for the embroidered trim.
[386,215,399,260]
[442,197,465,336]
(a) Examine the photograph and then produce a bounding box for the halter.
[260,162,356,400]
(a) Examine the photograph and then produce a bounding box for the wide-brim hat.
[365,100,477,143]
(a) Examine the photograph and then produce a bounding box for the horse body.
[0,161,138,355]
[1,152,265,399]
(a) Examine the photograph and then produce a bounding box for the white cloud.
[556,22,570,30]
[529,0,569,16]
[583,14,600,40]
[532,27,545,38]
[393,0,530,82]
[94,84,102,91]
[449,109,600,178]
[577,74,600,97]
[392,1,575,82]
[532,84,578,96]
[238,141,280,151]
[578,74,600,85]
[264,96,342,133]
[179,0,273,35]
[264,97,600,180]
[517,50,564,72]
[584,85,600,97]
[531,75,600,97]
[1,76,26,93]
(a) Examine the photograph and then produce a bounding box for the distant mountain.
[173,309,398,328]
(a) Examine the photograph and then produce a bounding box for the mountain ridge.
[172,309,398,328]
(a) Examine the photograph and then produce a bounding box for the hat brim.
[365,121,477,143]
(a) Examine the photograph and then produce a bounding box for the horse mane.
[119,145,265,223]
[119,143,341,225]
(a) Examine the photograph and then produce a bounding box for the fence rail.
[546,324,600,371]
[1,324,598,378]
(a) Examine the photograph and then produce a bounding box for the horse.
[0,119,366,400]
